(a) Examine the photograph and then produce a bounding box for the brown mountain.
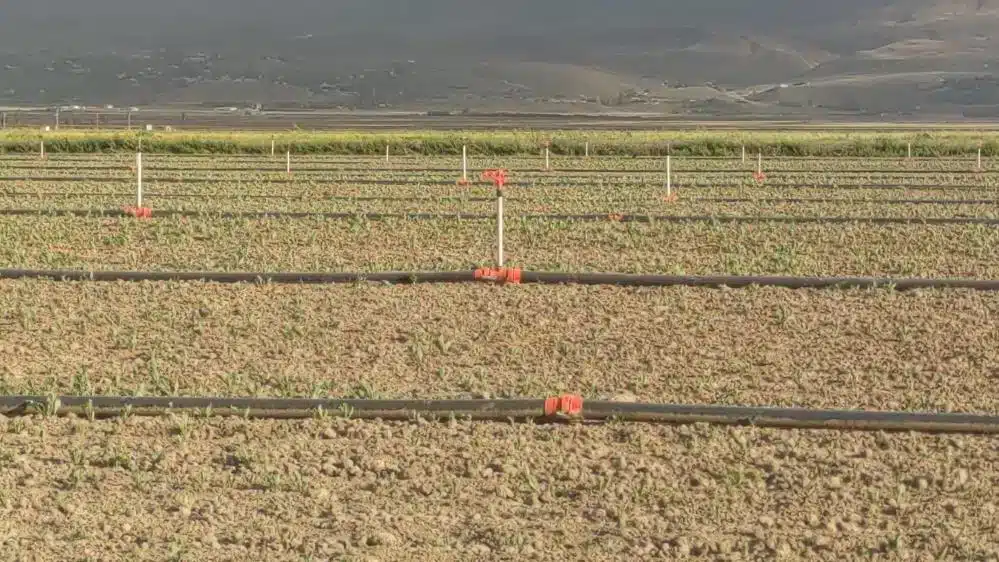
[0,0,997,116]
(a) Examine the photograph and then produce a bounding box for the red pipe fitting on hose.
[474,267,522,284]
[544,394,583,417]
[122,206,152,219]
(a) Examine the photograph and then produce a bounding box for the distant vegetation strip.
[0,129,996,157]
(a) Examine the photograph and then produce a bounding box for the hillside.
[0,0,997,117]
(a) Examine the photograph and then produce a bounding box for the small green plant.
[337,403,355,419]
[71,368,93,395]
[9,418,26,434]
[171,414,191,439]
[350,383,376,399]
[44,392,61,417]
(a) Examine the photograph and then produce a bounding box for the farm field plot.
[3,155,999,226]
[4,167,999,184]
[1,153,996,169]
[2,416,997,560]
[4,182,999,217]
[2,282,998,413]
[1,215,997,277]
[5,133,999,561]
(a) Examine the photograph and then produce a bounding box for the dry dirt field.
[2,282,998,412]
[2,415,998,561]
[4,152,999,560]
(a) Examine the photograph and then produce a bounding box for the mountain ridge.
[0,0,997,116]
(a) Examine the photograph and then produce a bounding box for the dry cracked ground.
[1,416,998,561]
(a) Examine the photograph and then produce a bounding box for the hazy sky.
[0,0,887,48]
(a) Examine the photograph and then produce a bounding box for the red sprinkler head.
[481,169,508,193]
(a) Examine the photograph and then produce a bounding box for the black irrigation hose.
[2,208,998,226]
[0,209,497,220]
[0,155,988,160]
[2,268,999,291]
[4,165,999,175]
[0,191,496,203]
[0,176,476,186]
[519,272,999,290]
[694,197,999,205]
[581,402,999,433]
[3,395,999,434]
[0,395,540,421]
[3,176,998,191]
[0,269,477,284]
[2,191,998,206]
[519,215,999,226]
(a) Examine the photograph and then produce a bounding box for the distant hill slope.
[1,0,998,116]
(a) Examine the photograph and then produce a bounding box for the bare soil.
[2,281,998,413]
[1,415,998,561]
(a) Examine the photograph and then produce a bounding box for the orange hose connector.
[473,267,522,284]
[122,206,152,219]
[544,394,584,417]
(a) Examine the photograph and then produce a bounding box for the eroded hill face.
[0,0,996,116]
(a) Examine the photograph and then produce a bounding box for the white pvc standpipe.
[271,139,275,158]
[979,148,983,170]
[545,147,550,171]
[758,152,763,175]
[742,145,746,164]
[908,142,912,159]
[666,155,672,197]
[585,141,589,158]
[286,150,291,174]
[462,145,468,182]
[39,140,44,159]
[386,144,390,163]
[136,152,143,207]
[497,194,505,267]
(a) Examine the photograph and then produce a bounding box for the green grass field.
[2,128,998,156]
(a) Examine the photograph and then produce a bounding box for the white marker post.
[385,144,390,163]
[585,141,589,158]
[127,111,132,131]
[742,145,746,164]
[757,152,763,175]
[271,138,276,158]
[907,142,912,159]
[545,146,550,171]
[497,192,505,267]
[461,145,468,183]
[286,150,291,174]
[665,155,672,198]
[136,152,143,207]
[39,140,44,159]
[978,147,983,170]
